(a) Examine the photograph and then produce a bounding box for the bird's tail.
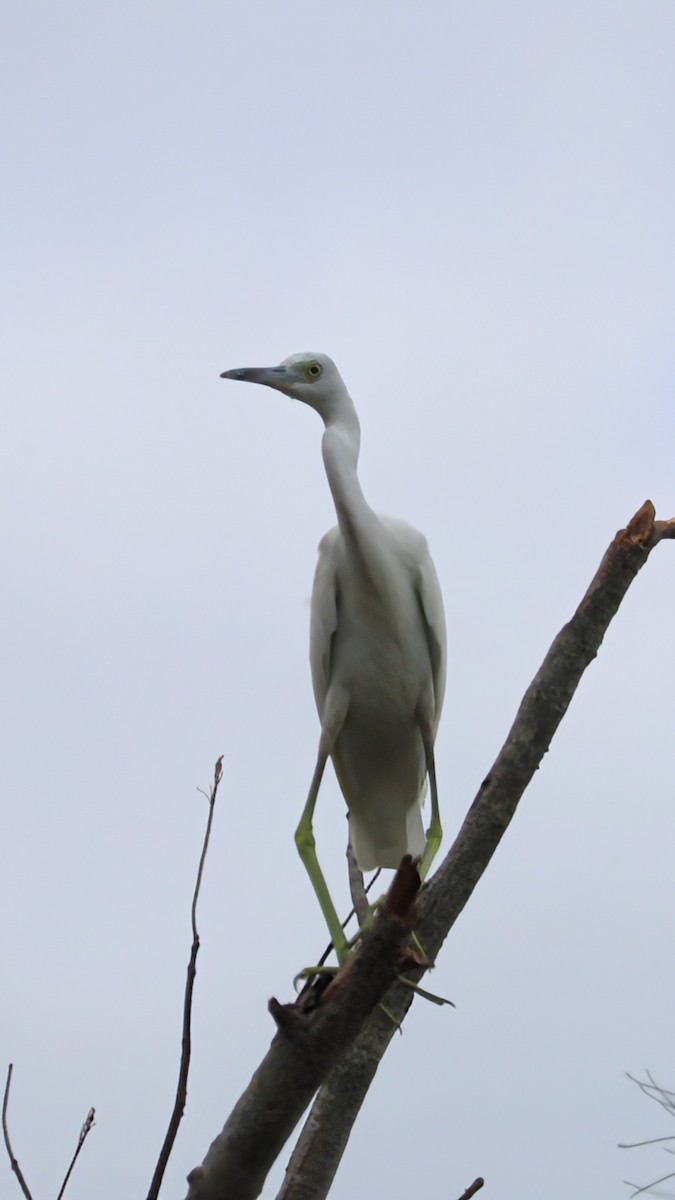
[349,794,426,873]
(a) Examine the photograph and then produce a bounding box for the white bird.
[221,353,446,961]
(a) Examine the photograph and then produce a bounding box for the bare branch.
[619,1136,675,1150]
[625,1168,675,1198]
[346,841,371,928]
[56,1107,95,1200]
[187,502,674,1200]
[621,1070,675,1196]
[146,755,223,1200]
[626,1072,675,1117]
[456,1180,485,1200]
[2,1065,34,1200]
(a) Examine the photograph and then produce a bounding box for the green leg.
[418,737,442,881]
[295,749,350,964]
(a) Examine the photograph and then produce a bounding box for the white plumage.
[221,352,446,958]
[310,514,445,869]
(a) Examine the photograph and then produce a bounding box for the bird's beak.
[220,365,291,391]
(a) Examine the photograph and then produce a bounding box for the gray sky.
[2,3,675,1198]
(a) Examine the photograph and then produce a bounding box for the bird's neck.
[321,403,373,534]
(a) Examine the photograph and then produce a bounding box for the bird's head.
[220,352,351,421]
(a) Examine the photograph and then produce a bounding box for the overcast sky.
[2,3,675,1198]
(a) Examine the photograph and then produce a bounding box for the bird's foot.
[292,921,360,994]
[397,974,455,1008]
[293,962,338,987]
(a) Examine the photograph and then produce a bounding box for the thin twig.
[456,1179,484,1200]
[619,1135,675,1149]
[621,1070,675,1196]
[146,755,223,1200]
[625,1168,675,1198]
[55,1107,96,1200]
[626,1071,675,1100]
[644,1071,675,1101]
[346,842,371,927]
[2,1065,33,1200]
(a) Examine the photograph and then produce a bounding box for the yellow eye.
[307,362,322,379]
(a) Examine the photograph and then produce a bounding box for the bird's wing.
[309,526,340,717]
[382,516,447,728]
[416,551,447,728]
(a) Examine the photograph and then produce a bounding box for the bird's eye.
[307,362,322,379]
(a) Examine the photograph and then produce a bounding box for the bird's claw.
[293,963,338,992]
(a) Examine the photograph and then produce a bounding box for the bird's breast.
[332,592,431,724]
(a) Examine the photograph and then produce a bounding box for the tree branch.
[621,1070,675,1196]
[456,1180,484,1200]
[55,1107,95,1200]
[2,1065,34,1200]
[147,755,223,1200]
[186,501,674,1200]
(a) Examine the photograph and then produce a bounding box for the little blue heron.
[221,353,446,961]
